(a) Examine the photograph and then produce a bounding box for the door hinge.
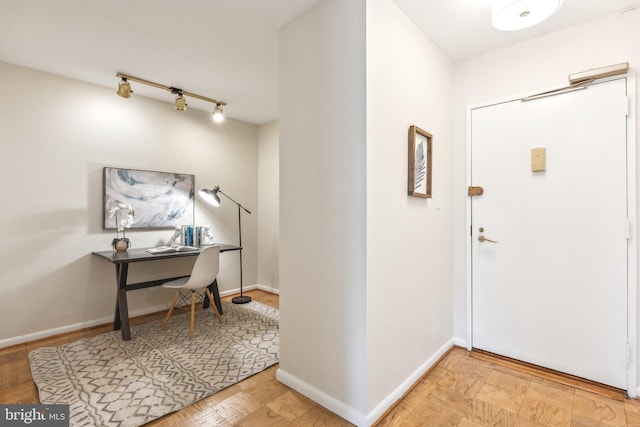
[626,220,631,240]
[626,341,631,363]
[625,96,630,117]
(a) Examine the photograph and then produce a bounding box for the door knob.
[478,235,498,243]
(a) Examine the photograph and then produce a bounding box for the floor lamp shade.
[199,186,251,304]
[199,187,221,206]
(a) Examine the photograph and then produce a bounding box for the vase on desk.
[109,202,135,252]
[112,238,130,252]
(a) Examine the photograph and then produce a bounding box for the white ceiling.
[0,0,638,125]
[393,0,640,62]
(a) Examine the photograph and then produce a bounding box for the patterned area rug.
[28,301,279,427]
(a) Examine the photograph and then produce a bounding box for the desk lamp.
[199,186,252,304]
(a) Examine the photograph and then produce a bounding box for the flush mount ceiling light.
[492,0,563,31]
[116,72,226,122]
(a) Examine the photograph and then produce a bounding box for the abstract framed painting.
[103,167,195,229]
[407,125,432,198]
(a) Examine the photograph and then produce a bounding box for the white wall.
[452,9,640,379]
[278,0,454,424]
[257,120,279,290]
[366,0,454,419]
[278,0,368,424]
[0,61,259,346]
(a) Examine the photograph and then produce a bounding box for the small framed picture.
[408,125,432,198]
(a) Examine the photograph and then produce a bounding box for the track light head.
[117,78,132,98]
[174,93,187,111]
[212,104,224,123]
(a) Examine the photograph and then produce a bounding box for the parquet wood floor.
[2,290,639,426]
[376,348,640,427]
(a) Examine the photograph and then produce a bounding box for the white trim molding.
[366,339,454,425]
[0,304,166,349]
[452,337,467,348]
[625,72,637,398]
[276,339,455,426]
[276,369,368,427]
[220,283,280,297]
[1,286,281,349]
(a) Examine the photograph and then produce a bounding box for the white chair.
[161,246,223,337]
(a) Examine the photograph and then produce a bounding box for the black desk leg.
[113,264,122,329]
[114,263,131,340]
[204,279,224,315]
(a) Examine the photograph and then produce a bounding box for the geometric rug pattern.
[28,301,279,427]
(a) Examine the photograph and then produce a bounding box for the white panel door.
[471,78,629,389]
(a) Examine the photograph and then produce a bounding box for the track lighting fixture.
[212,104,224,123]
[117,78,132,98]
[174,93,187,111]
[115,73,226,121]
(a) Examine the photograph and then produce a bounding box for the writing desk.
[92,244,241,340]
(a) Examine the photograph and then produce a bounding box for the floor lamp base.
[232,295,252,304]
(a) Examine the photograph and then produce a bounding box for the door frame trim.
[464,74,637,397]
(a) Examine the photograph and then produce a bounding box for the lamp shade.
[492,0,562,31]
[199,187,221,206]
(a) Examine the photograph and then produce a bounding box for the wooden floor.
[1,289,639,426]
[377,348,640,427]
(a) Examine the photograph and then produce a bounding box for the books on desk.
[181,225,205,247]
[146,245,199,254]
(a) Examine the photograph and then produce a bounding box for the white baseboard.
[366,339,454,425]
[276,368,369,427]
[452,336,467,348]
[255,284,280,294]
[276,339,454,427]
[1,285,280,349]
[220,283,280,297]
[0,304,166,349]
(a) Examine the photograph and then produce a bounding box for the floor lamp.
[199,186,252,304]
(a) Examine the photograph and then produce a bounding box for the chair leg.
[161,292,180,331]
[205,289,223,323]
[190,291,196,338]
